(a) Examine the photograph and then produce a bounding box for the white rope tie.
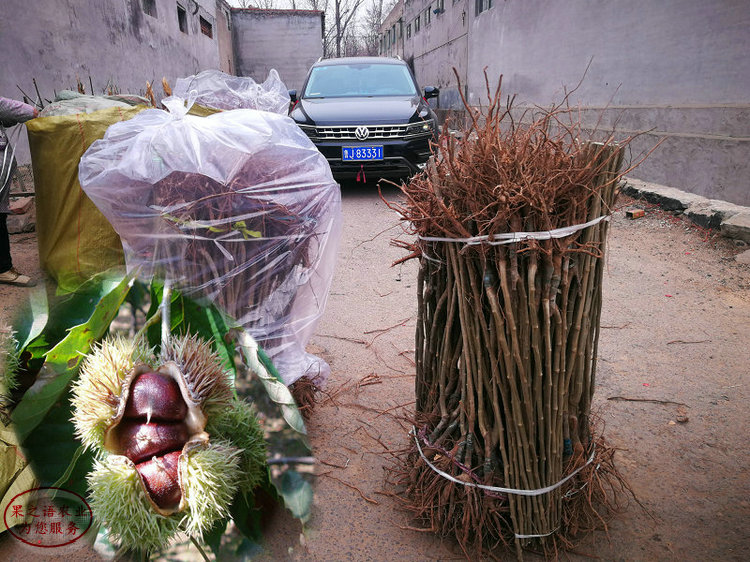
[412,427,595,497]
[418,215,610,246]
[412,427,597,539]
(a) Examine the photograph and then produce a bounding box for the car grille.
[313,124,423,140]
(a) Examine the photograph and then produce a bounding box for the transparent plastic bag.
[172,69,290,114]
[79,97,341,386]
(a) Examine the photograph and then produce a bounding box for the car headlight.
[407,119,435,136]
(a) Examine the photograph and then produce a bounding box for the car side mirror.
[288,89,298,103]
[423,86,439,99]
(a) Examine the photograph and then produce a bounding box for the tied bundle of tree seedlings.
[387,76,641,559]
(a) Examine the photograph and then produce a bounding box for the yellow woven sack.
[26,106,146,290]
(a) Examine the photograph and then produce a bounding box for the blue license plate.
[342,146,384,161]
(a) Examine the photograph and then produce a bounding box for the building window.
[476,0,493,15]
[415,16,420,33]
[424,7,431,25]
[225,10,231,30]
[142,0,157,18]
[406,23,411,39]
[200,16,213,38]
[177,4,187,33]
[435,0,445,14]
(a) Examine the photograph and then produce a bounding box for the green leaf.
[235,329,306,436]
[181,296,236,376]
[21,399,96,499]
[46,272,126,343]
[146,287,237,378]
[12,286,49,352]
[278,470,313,523]
[203,516,228,558]
[15,271,129,373]
[226,492,264,558]
[124,279,149,312]
[11,274,133,442]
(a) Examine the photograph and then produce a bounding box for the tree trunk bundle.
[388,75,633,558]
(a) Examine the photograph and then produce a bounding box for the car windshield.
[303,63,418,98]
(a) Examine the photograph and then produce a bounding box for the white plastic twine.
[418,215,611,246]
[411,427,596,538]
[414,216,607,539]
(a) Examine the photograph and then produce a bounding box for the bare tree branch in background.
[303,0,363,57]
[236,0,279,8]
[333,0,364,57]
[363,0,395,55]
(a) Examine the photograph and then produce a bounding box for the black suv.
[289,57,439,182]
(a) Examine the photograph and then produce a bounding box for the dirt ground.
[1,183,748,561]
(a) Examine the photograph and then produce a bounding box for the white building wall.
[381,0,750,205]
[1,0,221,164]
[232,9,324,92]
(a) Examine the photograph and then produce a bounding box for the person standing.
[0,96,37,287]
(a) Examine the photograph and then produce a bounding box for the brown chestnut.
[136,451,182,510]
[124,372,187,421]
[117,420,188,464]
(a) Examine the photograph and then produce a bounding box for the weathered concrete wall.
[232,9,324,92]
[384,0,750,205]
[1,0,220,165]
[380,0,404,59]
[466,0,750,205]
[401,0,468,110]
[467,0,749,106]
[216,0,234,74]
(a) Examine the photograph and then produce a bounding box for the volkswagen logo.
[355,126,370,141]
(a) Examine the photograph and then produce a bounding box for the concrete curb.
[621,178,750,243]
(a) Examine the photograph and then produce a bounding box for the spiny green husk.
[181,441,242,537]
[74,332,269,554]
[89,443,244,552]
[88,456,181,553]
[205,399,267,494]
[0,323,20,422]
[160,333,234,415]
[70,336,154,453]
[0,323,19,394]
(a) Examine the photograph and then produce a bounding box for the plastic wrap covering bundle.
[78,96,341,386]
[172,69,290,114]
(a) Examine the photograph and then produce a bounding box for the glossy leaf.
[278,470,313,523]
[12,286,49,352]
[11,274,133,442]
[146,285,237,378]
[235,329,306,436]
[203,516,228,558]
[21,399,95,500]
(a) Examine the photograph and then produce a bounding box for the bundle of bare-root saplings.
[388,79,639,559]
[79,96,341,402]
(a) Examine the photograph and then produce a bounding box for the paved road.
[262,182,749,561]
[1,181,748,560]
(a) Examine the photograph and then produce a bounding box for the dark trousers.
[0,213,11,273]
